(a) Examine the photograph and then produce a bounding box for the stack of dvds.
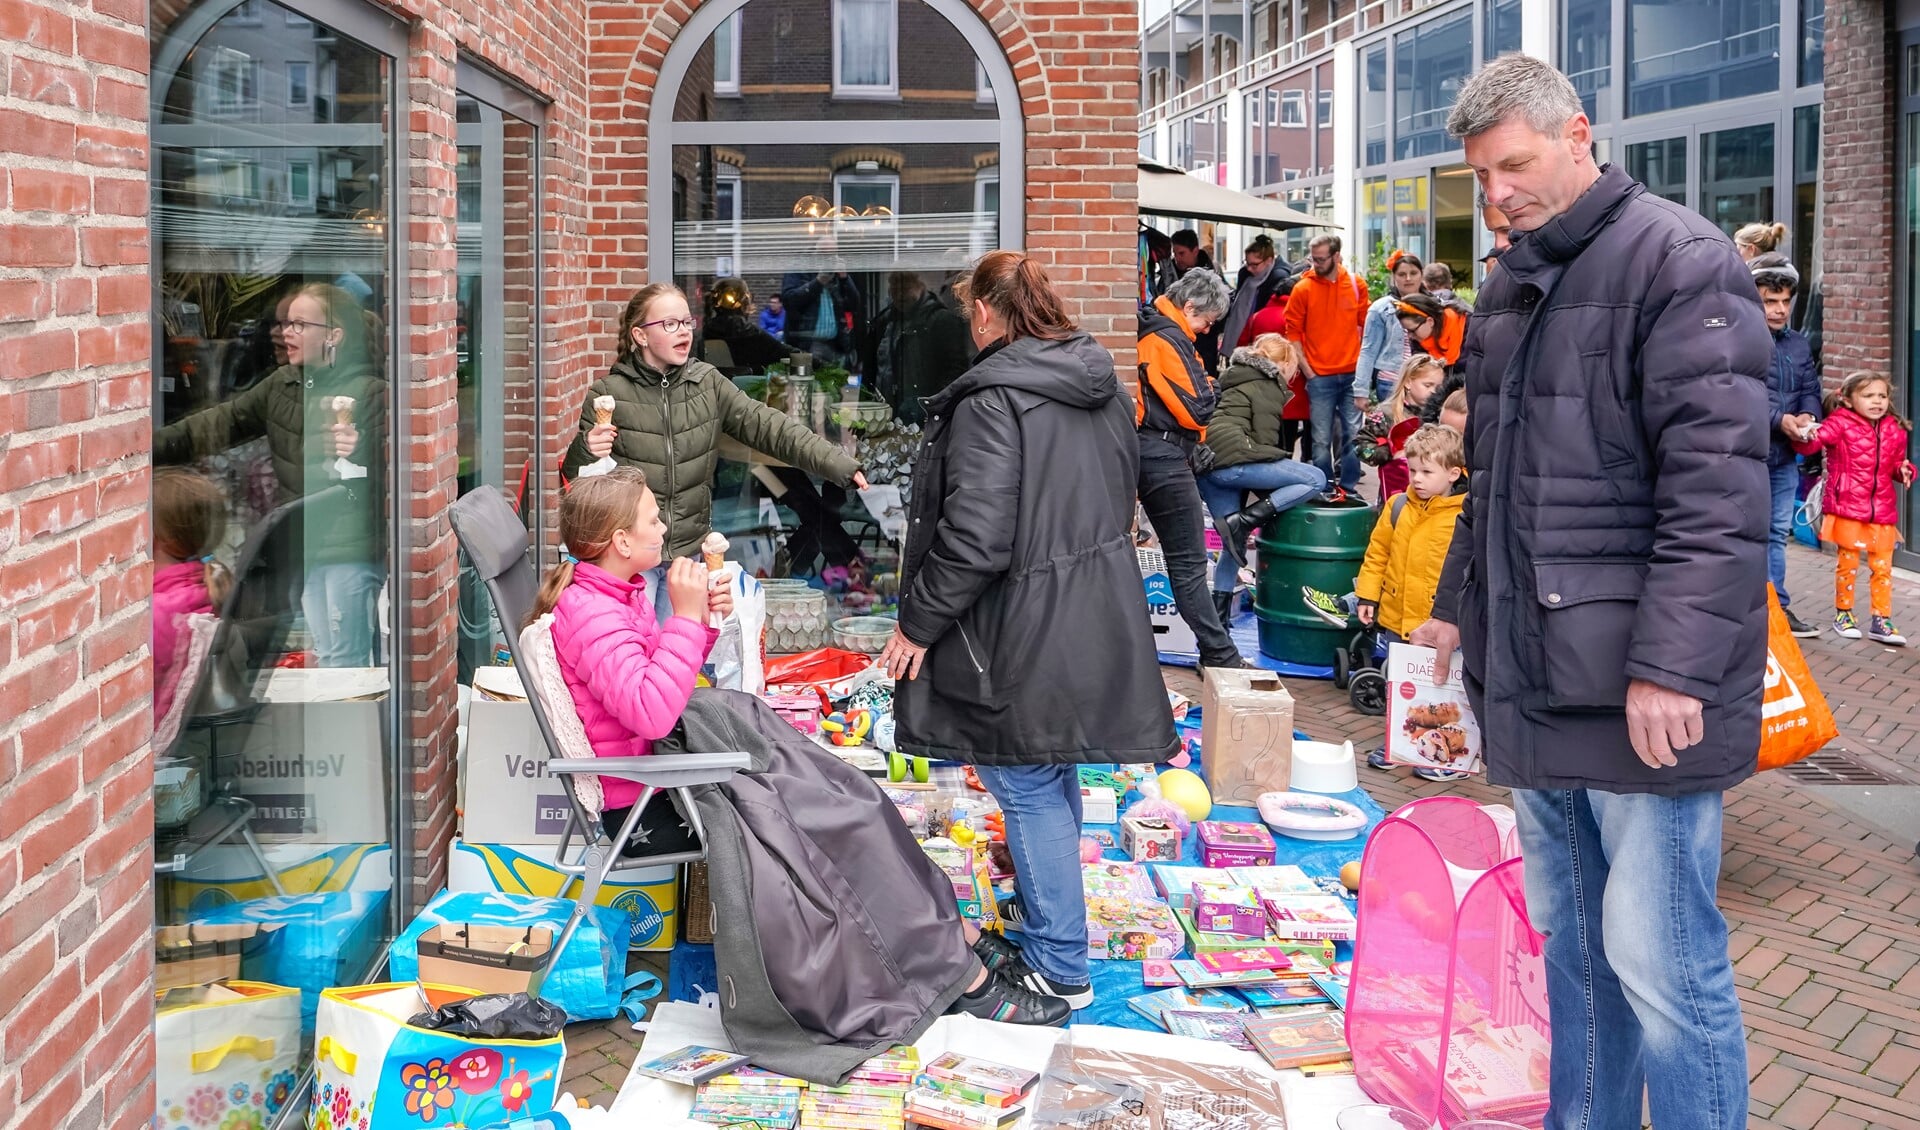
[903,1053,1036,1129]
[801,1047,919,1129]
[690,1066,805,1128]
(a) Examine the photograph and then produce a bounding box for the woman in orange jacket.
[1394,293,1468,372]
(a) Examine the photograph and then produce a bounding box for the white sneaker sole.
[1835,624,1863,640]
[1869,635,1908,646]
[1019,971,1093,1010]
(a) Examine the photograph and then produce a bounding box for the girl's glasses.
[642,317,696,334]
[281,319,331,335]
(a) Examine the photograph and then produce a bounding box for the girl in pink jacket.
[153,469,231,730]
[527,467,732,856]
[1796,372,1918,645]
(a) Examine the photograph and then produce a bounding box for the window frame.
[831,0,900,99]
[832,169,901,217]
[712,10,741,96]
[287,60,311,108]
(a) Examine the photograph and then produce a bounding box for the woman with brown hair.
[883,250,1179,1013]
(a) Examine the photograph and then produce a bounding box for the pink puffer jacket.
[1796,407,1916,526]
[549,562,717,810]
[153,561,214,723]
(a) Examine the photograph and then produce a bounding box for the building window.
[287,61,310,108]
[1800,0,1825,86]
[1699,122,1775,236]
[288,157,312,205]
[1484,0,1522,62]
[833,169,900,217]
[1361,43,1386,166]
[1147,67,1170,106]
[713,11,741,95]
[1394,9,1472,161]
[834,0,897,97]
[210,50,260,115]
[1280,89,1308,126]
[715,168,744,274]
[1628,0,1780,116]
[1626,137,1687,204]
[1564,0,1612,123]
[229,0,262,22]
[976,60,992,102]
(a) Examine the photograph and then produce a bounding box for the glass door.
[1898,37,1920,564]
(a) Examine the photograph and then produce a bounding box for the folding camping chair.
[448,488,749,993]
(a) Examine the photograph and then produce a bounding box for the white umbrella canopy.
[1137,160,1334,230]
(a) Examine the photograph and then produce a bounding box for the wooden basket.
[683,861,714,944]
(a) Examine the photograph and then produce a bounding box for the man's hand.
[880,626,928,681]
[1409,618,1460,686]
[1625,678,1702,769]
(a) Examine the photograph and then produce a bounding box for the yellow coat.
[1354,487,1466,637]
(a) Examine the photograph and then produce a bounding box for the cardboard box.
[1151,864,1236,907]
[1199,668,1295,805]
[462,667,576,845]
[1121,815,1183,862]
[157,842,392,923]
[447,839,677,950]
[1079,785,1117,825]
[1086,896,1183,960]
[415,923,555,996]
[1195,820,1277,869]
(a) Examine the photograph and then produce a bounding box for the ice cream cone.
[332,395,355,426]
[593,394,616,428]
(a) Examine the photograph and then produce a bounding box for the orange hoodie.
[1283,266,1369,376]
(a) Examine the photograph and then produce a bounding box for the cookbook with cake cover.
[1384,642,1485,774]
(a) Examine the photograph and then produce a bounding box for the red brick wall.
[0,0,158,1126]
[1819,0,1894,383]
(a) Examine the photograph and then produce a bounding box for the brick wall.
[0,0,158,1126]
[1819,0,1894,383]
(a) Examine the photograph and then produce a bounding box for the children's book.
[1151,864,1236,907]
[1228,865,1320,897]
[1194,946,1296,974]
[1262,894,1359,942]
[1309,960,1352,1010]
[634,1045,752,1084]
[1172,958,1283,988]
[1236,981,1334,1008]
[1384,643,1485,774]
[1408,1024,1552,1118]
[918,1053,1038,1100]
[1163,1009,1255,1051]
[1141,958,1183,987]
[1241,1012,1351,1069]
[1126,986,1245,1027]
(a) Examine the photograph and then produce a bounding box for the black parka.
[1431,164,1772,796]
[894,333,1179,766]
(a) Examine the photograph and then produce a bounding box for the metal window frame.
[649,0,1027,281]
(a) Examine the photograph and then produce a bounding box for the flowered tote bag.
[312,983,564,1130]
[155,981,303,1130]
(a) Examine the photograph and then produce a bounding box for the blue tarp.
[1157,609,1338,680]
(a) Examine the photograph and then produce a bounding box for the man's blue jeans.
[972,763,1090,991]
[1307,373,1363,491]
[1769,460,1798,607]
[1198,461,1328,590]
[1512,788,1748,1130]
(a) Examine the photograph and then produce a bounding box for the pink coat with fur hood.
[549,562,717,809]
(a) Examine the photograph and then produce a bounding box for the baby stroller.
[1331,625,1389,716]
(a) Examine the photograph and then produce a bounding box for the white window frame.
[712,11,741,96]
[287,157,314,206]
[831,0,899,99]
[833,170,900,216]
[975,60,992,103]
[210,51,260,116]
[287,61,311,108]
[229,0,262,24]
[714,167,743,275]
[1279,88,1308,127]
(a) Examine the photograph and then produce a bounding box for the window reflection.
[1628,0,1780,116]
[1700,123,1775,237]
[1627,137,1688,205]
[1394,9,1470,161]
[1564,0,1612,123]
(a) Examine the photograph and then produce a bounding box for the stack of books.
[803,1047,920,1129]
[1405,1024,1551,1124]
[690,1066,804,1128]
[904,1053,1036,1129]
[1242,1011,1352,1070]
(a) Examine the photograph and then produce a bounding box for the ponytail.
[523,466,652,629]
[956,250,1076,344]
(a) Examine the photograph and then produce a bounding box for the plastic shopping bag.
[708,564,766,695]
[1758,584,1839,772]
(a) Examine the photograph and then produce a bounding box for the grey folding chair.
[448,487,748,990]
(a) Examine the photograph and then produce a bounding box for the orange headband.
[1385,249,1408,271]
[1395,300,1432,320]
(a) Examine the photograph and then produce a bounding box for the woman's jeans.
[972,763,1090,989]
[302,563,384,667]
[1307,373,1364,491]
[1513,787,1748,1130]
[1198,461,1329,590]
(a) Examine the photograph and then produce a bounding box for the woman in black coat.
[882,251,1179,1012]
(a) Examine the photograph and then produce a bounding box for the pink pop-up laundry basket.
[1346,796,1551,1129]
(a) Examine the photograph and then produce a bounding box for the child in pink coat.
[153,469,231,729]
[528,467,732,855]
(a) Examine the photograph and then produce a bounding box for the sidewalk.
[561,544,1920,1126]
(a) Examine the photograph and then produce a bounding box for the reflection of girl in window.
[152,468,232,732]
[155,282,388,668]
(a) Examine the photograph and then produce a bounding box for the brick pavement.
[560,544,1920,1125]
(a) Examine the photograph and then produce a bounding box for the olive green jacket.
[1202,348,1294,468]
[562,357,861,561]
[153,361,387,567]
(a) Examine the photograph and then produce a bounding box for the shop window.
[1792,104,1820,306]
[1800,0,1825,86]
[1699,122,1775,238]
[1484,0,1522,62]
[834,0,898,97]
[1361,43,1387,166]
[1315,61,1334,176]
[1564,0,1612,123]
[1394,9,1472,161]
[1626,136,1687,204]
[1628,0,1780,116]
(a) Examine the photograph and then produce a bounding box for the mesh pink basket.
[1347,797,1551,1129]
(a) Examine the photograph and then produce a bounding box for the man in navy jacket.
[1751,252,1824,637]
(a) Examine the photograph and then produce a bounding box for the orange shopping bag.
[1759,584,1838,771]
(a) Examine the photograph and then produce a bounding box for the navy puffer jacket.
[1431,164,1773,796]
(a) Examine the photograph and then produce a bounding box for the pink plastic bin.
[1346,797,1550,1129]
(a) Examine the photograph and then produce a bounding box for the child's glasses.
[642,317,697,334]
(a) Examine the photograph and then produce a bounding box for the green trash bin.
[1252,501,1376,666]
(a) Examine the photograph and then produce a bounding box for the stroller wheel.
[1332,647,1351,690]
[1349,669,1388,716]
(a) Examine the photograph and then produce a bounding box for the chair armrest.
[547,752,750,790]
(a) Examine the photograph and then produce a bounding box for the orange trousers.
[1825,515,1900,618]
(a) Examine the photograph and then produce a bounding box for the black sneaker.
[970,930,1024,974]
[1783,607,1820,639]
[946,970,1072,1027]
[994,952,1094,1010]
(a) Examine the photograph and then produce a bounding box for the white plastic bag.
[708,564,766,695]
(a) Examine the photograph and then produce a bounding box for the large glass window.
[1627,137,1688,204]
[1564,0,1612,123]
[1793,104,1820,296]
[1484,0,1522,62]
[1394,9,1472,161]
[1393,175,1430,260]
[1800,0,1825,86]
[1249,70,1313,189]
[834,0,898,96]
[1699,122,1776,236]
[1315,61,1335,176]
[1361,43,1387,166]
[1628,0,1780,116]
[1361,176,1389,267]
[1175,104,1229,183]
[152,1,397,1124]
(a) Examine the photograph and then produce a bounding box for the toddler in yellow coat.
[1355,424,1467,777]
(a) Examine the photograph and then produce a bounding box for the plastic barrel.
[1252,501,1376,665]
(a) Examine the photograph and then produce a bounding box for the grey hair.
[1165,269,1232,320]
[1447,54,1584,140]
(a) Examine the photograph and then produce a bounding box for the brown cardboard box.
[415,923,554,996]
[1200,668,1294,805]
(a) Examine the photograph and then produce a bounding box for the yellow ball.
[1340,861,1362,891]
[1156,769,1212,822]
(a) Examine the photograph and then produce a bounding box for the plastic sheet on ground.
[1157,609,1337,679]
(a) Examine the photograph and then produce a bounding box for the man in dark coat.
[1413,56,1769,1130]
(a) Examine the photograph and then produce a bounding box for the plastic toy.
[1256,791,1369,841]
[820,708,873,746]
[1155,768,1213,822]
[1079,836,1106,865]
[886,748,931,783]
[949,823,1003,933]
[1122,796,1193,839]
[1340,860,1362,891]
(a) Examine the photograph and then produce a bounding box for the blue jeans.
[302,563,384,667]
[972,763,1089,989]
[1513,788,1748,1130]
[1198,461,1329,590]
[1768,460,1797,607]
[1307,373,1363,491]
